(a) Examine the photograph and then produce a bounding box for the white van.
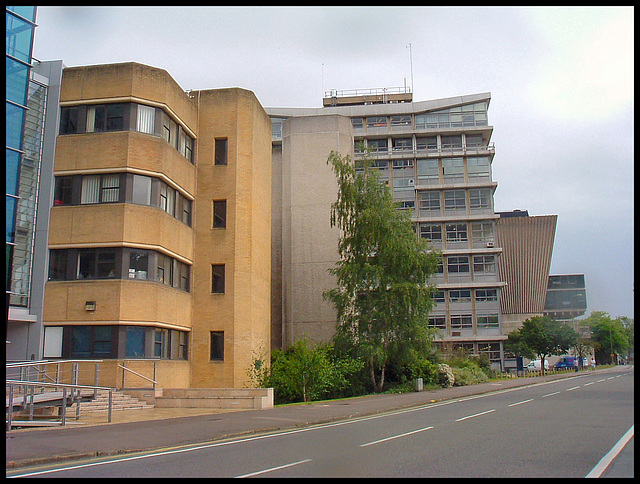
[525,359,549,371]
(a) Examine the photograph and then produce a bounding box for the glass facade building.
[6,5,37,317]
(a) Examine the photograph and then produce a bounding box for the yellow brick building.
[42,62,271,389]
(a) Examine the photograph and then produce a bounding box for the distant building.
[269,89,507,368]
[495,210,558,334]
[544,274,587,323]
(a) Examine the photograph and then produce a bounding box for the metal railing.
[324,87,412,98]
[119,360,158,391]
[6,380,114,430]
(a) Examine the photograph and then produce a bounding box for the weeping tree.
[323,150,441,392]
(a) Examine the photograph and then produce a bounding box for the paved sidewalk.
[5,370,604,469]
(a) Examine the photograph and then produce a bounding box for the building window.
[443,190,466,212]
[445,223,467,242]
[125,326,146,358]
[473,255,496,273]
[367,138,387,152]
[390,115,412,129]
[128,249,149,280]
[179,130,194,162]
[392,138,412,151]
[54,176,74,205]
[449,289,471,303]
[87,103,126,132]
[419,191,441,213]
[215,138,228,165]
[467,157,491,179]
[77,249,118,279]
[475,288,498,302]
[48,249,68,281]
[212,264,225,293]
[477,314,500,329]
[351,117,363,129]
[450,315,473,330]
[157,253,173,285]
[366,116,387,129]
[441,135,462,150]
[59,106,82,134]
[210,331,224,361]
[471,221,494,244]
[428,316,446,329]
[131,174,152,206]
[69,326,114,359]
[442,157,464,183]
[213,200,227,228]
[419,223,442,242]
[416,158,439,183]
[136,104,156,134]
[447,256,470,274]
[80,174,121,204]
[162,112,178,149]
[154,328,169,358]
[469,188,492,210]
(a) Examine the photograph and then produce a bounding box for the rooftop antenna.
[407,43,414,94]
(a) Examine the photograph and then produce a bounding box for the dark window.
[90,104,126,132]
[157,253,173,286]
[125,326,146,358]
[212,264,225,293]
[215,138,228,165]
[210,331,224,361]
[48,250,68,281]
[54,176,74,205]
[213,200,226,228]
[129,249,149,280]
[69,326,114,359]
[59,106,82,134]
[77,249,118,279]
[154,328,169,358]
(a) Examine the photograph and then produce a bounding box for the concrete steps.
[75,389,154,414]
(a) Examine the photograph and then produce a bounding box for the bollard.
[415,377,424,392]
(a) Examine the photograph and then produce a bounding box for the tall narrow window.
[211,264,225,293]
[215,138,228,165]
[100,174,120,202]
[81,175,100,204]
[210,331,224,361]
[213,200,227,228]
[136,104,156,134]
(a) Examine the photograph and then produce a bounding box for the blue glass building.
[7,6,37,320]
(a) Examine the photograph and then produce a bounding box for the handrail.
[118,363,158,390]
[6,380,114,430]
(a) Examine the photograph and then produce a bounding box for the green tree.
[323,150,440,392]
[505,315,578,374]
[582,311,630,364]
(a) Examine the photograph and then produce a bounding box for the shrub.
[451,364,489,386]
[437,363,455,388]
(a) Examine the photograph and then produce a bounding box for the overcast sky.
[32,6,634,319]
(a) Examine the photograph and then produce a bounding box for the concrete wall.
[277,114,353,347]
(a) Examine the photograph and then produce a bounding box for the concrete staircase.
[75,389,154,414]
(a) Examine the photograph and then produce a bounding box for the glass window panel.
[100,174,120,202]
[78,251,97,279]
[81,175,100,204]
[71,326,92,358]
[126,327,146,357]
[129,249,149,280]
[97,251,116,278]
[132,174,152,205]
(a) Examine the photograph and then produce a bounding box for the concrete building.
[41,62,272,389]
[268,89,507,368]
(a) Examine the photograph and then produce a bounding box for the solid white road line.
[455,409,495,421]
[360,426,434,447]
[234,459,312,478]
[585,425,634,478]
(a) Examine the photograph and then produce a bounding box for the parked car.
[554,356,578,370]
[525,359,549,371]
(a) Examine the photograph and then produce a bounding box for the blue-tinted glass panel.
[5,11,35,62]
[6,101,26,150]
[126,327,146,357]
[7,6,36,22]
[6,196,17,243]
[6,57,30,105]
[6,149,21,196]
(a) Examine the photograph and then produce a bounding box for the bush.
[451,364,489,386]
[249,338,364,404]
